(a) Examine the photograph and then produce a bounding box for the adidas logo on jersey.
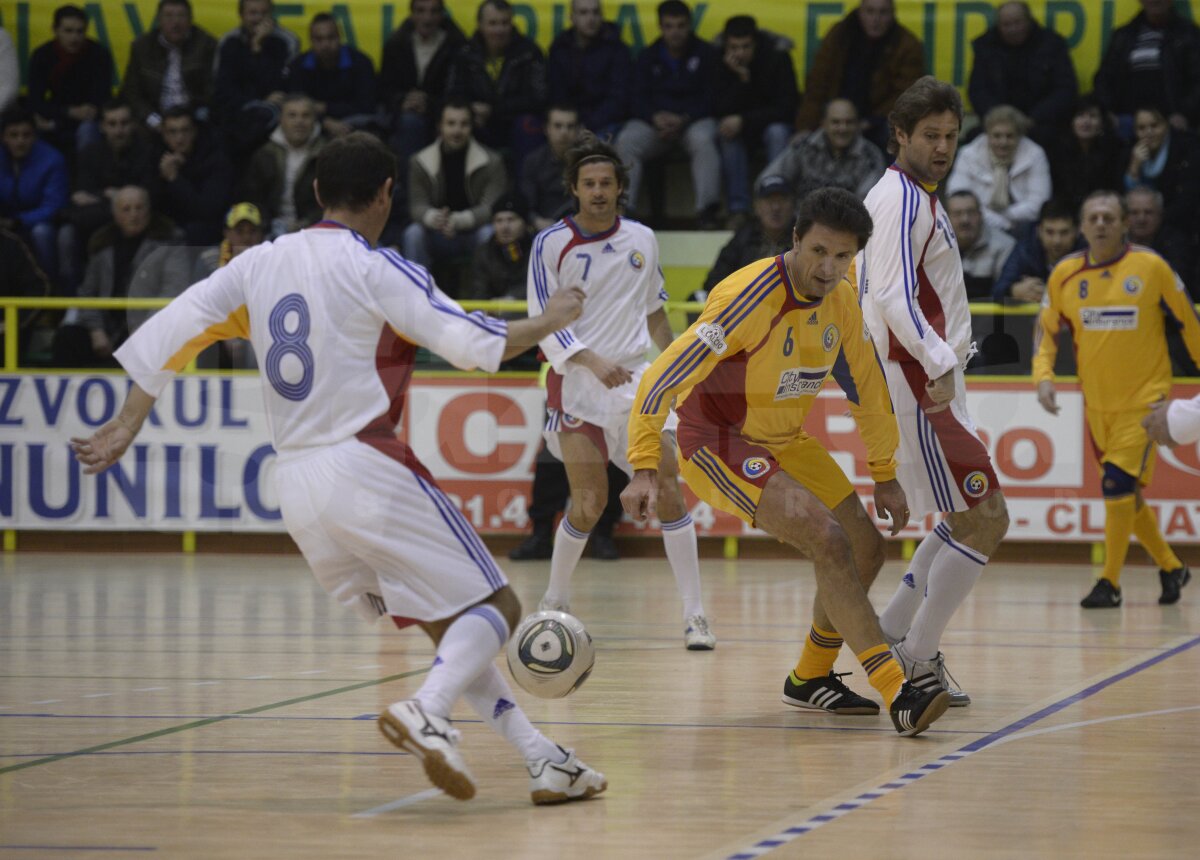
[602,243,616,254]
[807,312,818,325]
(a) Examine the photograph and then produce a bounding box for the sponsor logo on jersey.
[1124,276,1143,295]
[807,311,819,325]
[741,457,770,479]
[695,322,728,355]
[562,413,585,429]
[822,323,840,352]
[963,470,990,498]
[775,367,828,400]
[1080,307,1139,330]
[629,250,645,270]
[602,242,616,254]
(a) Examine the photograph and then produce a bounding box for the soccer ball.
[506,610,595,699]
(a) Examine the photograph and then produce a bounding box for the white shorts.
[275,437,507,624]
[883,361,1000,515]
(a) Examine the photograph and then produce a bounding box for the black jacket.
[152,129,233,242]
[468,234,532,300]
[447,32,547,127]
[213,29,289,123]
[701,223,790,293]
[1093,10,1200,124]
[547,23,631,132]
[284,46,377,119]
[631,34,718,122]
[968,23,1076,127]
[27,39,114,128]
[714,33,798,141]
[379,17,466,117]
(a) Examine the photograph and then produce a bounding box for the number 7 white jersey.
[114,224,508,456]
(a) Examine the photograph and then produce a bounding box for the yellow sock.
[791,625,843,681]
[1132,503,1183,572]
[858,644,904,704]
[1101,496,1137,585]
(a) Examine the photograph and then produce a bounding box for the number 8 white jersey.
[114,224,508,457]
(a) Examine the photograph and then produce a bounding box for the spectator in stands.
[697,175,794,296]
[120,0,217,129]
[757,98,884,202]
[546,0,631,140]
[379,0,466,163]
[447,0,547,164]
[52,185,179,366]
[967,1,1076,146]
[992,199,1080,303]
[0,227,54,364]
[1123,106,1200,231]
[0,27,16,115]
[28,6,114,156]
[468,193,532,300]
[948,104,1051,238]
[403,99,506,278]
[713,15,798,223]
[520,105,579,231]
[1094,0,1200,135]
[795,0,925,152]
[948,189,1016,301]
[192,201,265,283]
[240,94,326,236]
[153,106,232,247]
[616,0,721,227]
[0,108,69,285]
[285,14,377,138]
[213,0,290,154]
[1047,95,1125,213]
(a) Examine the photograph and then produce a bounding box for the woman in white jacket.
[948,105,1051,238]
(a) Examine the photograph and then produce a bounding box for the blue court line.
[724,634,1200,859]
[0,847,156,853]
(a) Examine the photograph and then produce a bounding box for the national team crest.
[741,457,770,479]
[1124,276,1143,295]
[629,250,646,270]
[562,413,584,429]
[822,323,840,352]
[962,470,989,498]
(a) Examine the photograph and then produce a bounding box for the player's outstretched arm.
[502,286,586,359]
[70,384,156,474]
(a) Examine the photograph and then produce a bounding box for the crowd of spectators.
[2,0,1200,373]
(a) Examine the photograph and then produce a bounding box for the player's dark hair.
[657,0,690,23]
[315,132,397,212]
[1039,198,1078,225]
[0,106,36,134]
[793,187,874,251]
[53,5,87,28]
[1081,189,1127,220]
[157,0,192,18]
[477,0,513,22]
[310,12,337,32]
[947,189,981,209]
[161,105,194,124]
[563,131,628,202]
[100,98,132,119]
[723,15,756,40]
[439,97,474,123]
[887,75,962,155]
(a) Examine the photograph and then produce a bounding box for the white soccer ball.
[506,610,595,699]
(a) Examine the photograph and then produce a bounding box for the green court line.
[0,667,429,775]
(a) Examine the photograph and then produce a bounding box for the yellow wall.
[3,1,1199,108]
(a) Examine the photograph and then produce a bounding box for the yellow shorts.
[1086,407,1157,485]
[678,432,854,526]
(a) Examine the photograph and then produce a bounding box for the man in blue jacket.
[615,0,721,227]
[0,108,69,285]
[285,13,378,138]
[547,0,631,140]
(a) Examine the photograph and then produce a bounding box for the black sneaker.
[889,681,950,737]
[509,529,553,561]
[1081,578,1122,608]
[590,533,620,561]
[781,671,880,715]
[1159,566,1191,605]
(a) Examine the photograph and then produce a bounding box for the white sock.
[879,528,944,642]
[462,664,562,764]
[544,518,589,606]
[414,605,510,718]
[661,513,704,618]
[903,523,988,660]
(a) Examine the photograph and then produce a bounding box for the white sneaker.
[377,700,476,800]
[684,614,716,650]
[538,595,571,613]
[528,746,607,805]
[892,641,970,708]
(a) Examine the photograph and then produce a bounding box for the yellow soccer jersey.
[628,255,898,480]
[1033,245,1200,412]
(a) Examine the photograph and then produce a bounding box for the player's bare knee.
[811,516,854,568]
[485,586,522,633]
[862,529,887,579]
[654,477,686,522]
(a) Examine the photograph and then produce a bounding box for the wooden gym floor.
[1,551,1196,858]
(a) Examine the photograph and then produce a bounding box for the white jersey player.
[856,78,1010,706]
[70,133,606,806]
[526,133,715,650]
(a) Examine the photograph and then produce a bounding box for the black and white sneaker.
[889,681,950,737]
[893,641,970,708]
[781,671,880,715]
[1081,578,1122,608]
[1159,566,1191,605]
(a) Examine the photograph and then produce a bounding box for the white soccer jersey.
[115,223,508,456]
[858,166,973,380]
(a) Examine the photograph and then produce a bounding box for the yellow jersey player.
[622,187,951,737]
[1034,189,1200,608]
